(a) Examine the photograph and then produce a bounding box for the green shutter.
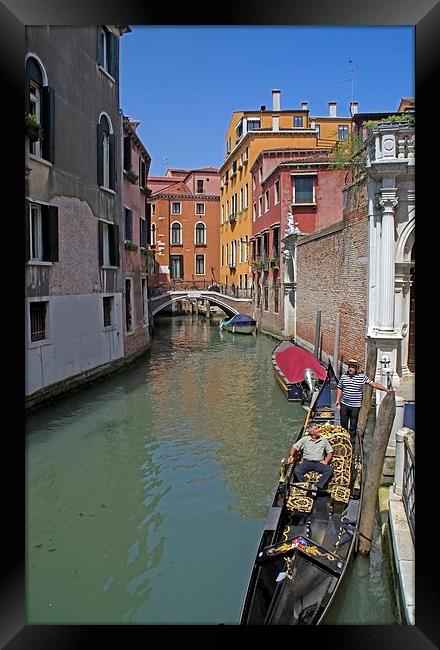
[108,32,118,80]
[109,223,120,267]
[41,205,50,261]
[97,26,104,67]
[98,220,104,266]
[25,64,31,115]
[97,122,103,186]
[48,206,59,262]
[109,133,115,190]
[42,86,55,163]
[25,201,30,261]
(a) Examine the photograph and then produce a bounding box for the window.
[140,217,147,248]
[293,176,314,204]
[123,136,131,171]
[253,176,256,191]
[235,119,243,141]
[221,205,224,224]
[244,235,248,262]
[263,233,269,257]
[247,119,260,131]
[98,220,119,267]
[338,125,349,140]
[27,202,59,263]
[103,296,113,327]
[30,301,48,342]
[231,194,237,217]
[264,286,269,311]
[239,188,243,211]
[141,278,147,323]
[97,26,118,79]
[25,57,55,163]
[150,223,156,245]
[97,114,115,190]
[195,255,205,275]
[151,204,156,216]
[315,124,321,139]
[221,245,224,267]
[171,221,182,244]
[170,255,183,279]
[265,190,269,212]
[139,159,146,188]
[231,160,237,175]
[273,227,280,257]
[253,202,257,221]
[195,222,206,245]
[274,180,280,204]
[274,286,280,313]
[171,202,181,215]
[124,207,133,241]
[197,179,204,194]
[196,203,205,215]
[125,278,132,332]
[258,197,262,217]
[259,167,263,183]
[294,116,303,127]
[244,183,249,208]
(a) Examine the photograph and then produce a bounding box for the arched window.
[25,55,55,162]
[171,221,182,245]
[150,223,156,245]
[195,222,206,245]
[97,114,115,190]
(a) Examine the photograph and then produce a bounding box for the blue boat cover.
[227,313,256,326]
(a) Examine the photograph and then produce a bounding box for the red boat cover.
[274,345,327,383]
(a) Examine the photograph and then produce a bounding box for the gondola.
[240,363,363,625]
[272,340,327,402]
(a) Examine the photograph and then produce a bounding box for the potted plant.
[25,113,44,142]
[124,168,139,184]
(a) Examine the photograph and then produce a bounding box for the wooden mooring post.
[358,390,396,556]
[357,339,378,436]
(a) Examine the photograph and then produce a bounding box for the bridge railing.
[148,280,253,299]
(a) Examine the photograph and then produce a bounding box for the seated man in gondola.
[287,423,334,496]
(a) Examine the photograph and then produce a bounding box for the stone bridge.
[149,289,253,319]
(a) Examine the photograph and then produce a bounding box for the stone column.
[378,188,398,332]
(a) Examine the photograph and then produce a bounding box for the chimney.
[260,105,266,111]
[301,101,308,111]
[272,115,279,132]
[350,101,359,115]
[272,89,281,111]
[328,101,337,117]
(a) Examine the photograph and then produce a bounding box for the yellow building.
[219,90,355,289]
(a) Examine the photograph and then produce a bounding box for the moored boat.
[240,364,363,625]
[272,340,327,402]
[220,313,257,334]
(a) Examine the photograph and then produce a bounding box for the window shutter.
[48,206,59,262]
[41,205,50,261]
[42,86,55,163]
[25,64,31,115]
[111,224,120,267]
[108,32,118,80]
[123,136,131,171]
[97,26,104,67]
[141,160,146,188]
[109,133,115,190]
[98,220,104,266]
[25,201,30,261]
[97,122,103,186]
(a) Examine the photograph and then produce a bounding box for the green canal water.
[26,314,398,624]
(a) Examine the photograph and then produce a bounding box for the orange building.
[219,89,355,291]
[147,168,220,287]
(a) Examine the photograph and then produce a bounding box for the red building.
[147,168,220,287]
[250,148,347,337]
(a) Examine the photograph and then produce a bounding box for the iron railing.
[147,280,252,299]
[402,438,415,544]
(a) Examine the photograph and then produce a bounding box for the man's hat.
[346,359,360,367]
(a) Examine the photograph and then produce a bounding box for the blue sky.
[120,26,414,176]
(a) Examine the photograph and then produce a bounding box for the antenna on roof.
[348,58,355,108]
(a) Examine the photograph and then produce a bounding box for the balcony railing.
[402,438,415,545]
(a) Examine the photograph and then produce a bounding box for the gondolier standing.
[335,359,392,441]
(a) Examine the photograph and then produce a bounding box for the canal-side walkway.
[382,375,415,625]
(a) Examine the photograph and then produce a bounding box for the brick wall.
[296,181,369,367]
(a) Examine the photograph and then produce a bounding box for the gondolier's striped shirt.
[337,372,373,407]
